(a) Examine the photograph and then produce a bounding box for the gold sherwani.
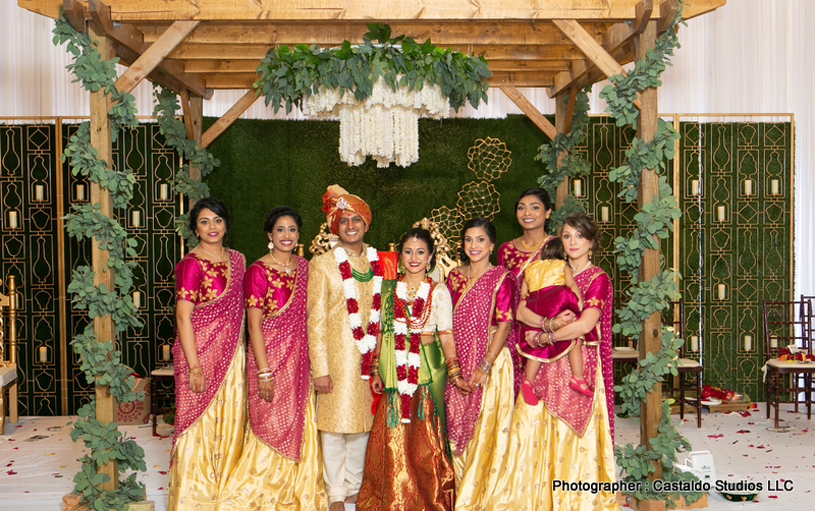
[307,245,375,433]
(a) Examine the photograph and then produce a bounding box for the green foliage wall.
[204,115,550,263]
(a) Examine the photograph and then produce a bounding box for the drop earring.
[268,240,274,254]
[588,249,593,261]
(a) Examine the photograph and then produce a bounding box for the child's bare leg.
[521,358,542,405]
[568,339,593,396]
[524,359,542,383]
[568,338,585,381]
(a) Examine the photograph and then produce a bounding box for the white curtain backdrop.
[1,0,813,296]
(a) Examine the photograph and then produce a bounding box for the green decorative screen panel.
[677,119,793,402]
[1,119,180,415]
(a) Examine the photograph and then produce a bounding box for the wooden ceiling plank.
[140,20,571,47]
[201,89,260,148]
[500,85,557,140]
[115,19,200,95]
[169,43,584,61]
[658,0,679,33]
[563,85,578,133]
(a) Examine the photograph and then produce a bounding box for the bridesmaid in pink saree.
[168,198,247,511]
[219,206,328,510]
[444,217,516,511]
[497,188,574,394]
[492,213,618,511]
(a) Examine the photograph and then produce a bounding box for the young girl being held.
[517,238,595,405]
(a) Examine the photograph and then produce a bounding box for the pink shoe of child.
[521,378,539,405]
[569,377,593,397]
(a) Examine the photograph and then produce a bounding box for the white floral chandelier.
[303,77,450,168]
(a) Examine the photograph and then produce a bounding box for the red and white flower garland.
[393,277,432,422]
[335,246,383,379]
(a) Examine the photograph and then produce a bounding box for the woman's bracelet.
[369,354,380,376]
[257,367,273,376]
[188,366,202,375]
[478,358,493,374]
[448,372,462,385]
[445,357,460,368]
[258,374,274,384]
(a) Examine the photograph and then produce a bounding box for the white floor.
[1,404,813,510]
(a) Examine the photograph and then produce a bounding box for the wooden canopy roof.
[20,0,725,104]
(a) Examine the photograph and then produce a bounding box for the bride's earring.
[268,239,274,254]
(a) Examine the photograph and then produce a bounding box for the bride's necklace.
[270,252,293,275]
[199,244,225,261]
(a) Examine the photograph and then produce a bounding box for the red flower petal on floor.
[739,411,752,417]
[708,434,724,438]
[737,430,750,434]
[6,470,17,475]
[768,496,778,499]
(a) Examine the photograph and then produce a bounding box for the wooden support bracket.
[499,85,557,141]
[86,0,211,99]
[62,0,85,32]
[115,19,200,95]
[550,0,653,98]
[201,90,260,148]
[552,18,642,110]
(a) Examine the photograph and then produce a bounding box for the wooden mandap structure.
[19,0,726,498]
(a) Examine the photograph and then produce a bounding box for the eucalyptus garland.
[152,86,220,246]
[53,13,147,510]
[254,23,491,114]
[599,2,702,505]
[536,88,591,232]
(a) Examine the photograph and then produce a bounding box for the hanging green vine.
[152,85,220,246]
[53,12,147,511]
[536,88,591,232]
[254,23,491,114]
[598,2,703,505]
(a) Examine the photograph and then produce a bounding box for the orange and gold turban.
[321,184,372,235]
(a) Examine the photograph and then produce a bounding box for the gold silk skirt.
[452,347,514,511]
[217,389,328,510]
[357,385,455,511]
[167,343,247,511]
[491,358,620,511]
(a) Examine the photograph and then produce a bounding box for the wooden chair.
[663,300,703,427]
[0,276,19,434]
[762,299,815,430]
[150,365,175,436]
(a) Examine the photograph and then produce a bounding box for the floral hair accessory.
[321,184,372,234]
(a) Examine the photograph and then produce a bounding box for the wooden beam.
[86,0,212,99]
[87,23,117,491]
[554,93,570,209]
[201,90,260,148]
[18,0,727,22]
[187,94,203,208]
[634,19,663,483]
[141,20,572,46]
[563,85,578,134]
[180,89,194,140]
[499,85,557,141]
[169,42,585,61]
[550,0,652,97]
[114,19,200,95]
[658,0,680,33]
[552,18,641,108]
[62,0,86,32]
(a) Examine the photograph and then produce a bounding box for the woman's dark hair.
[540,237,565,261]
[189,197,231,237]
[561,212,602,252]
[397,227,436,273]
[515,187,553,233]
[264,205,303,233]
[458,217,497,264]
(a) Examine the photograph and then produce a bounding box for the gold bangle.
[257,368,273,375]
[189,367,202,375]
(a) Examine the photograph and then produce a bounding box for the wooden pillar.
[634,20,662,481]
[554,93,570,208]
[87,24,118,490]
[186,94,204,209]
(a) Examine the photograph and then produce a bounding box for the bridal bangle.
[188,366,202,375]
[369,354,380,376]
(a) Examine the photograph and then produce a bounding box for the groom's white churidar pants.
[320,431,370,503]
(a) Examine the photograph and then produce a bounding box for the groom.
[308,185,383,510]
